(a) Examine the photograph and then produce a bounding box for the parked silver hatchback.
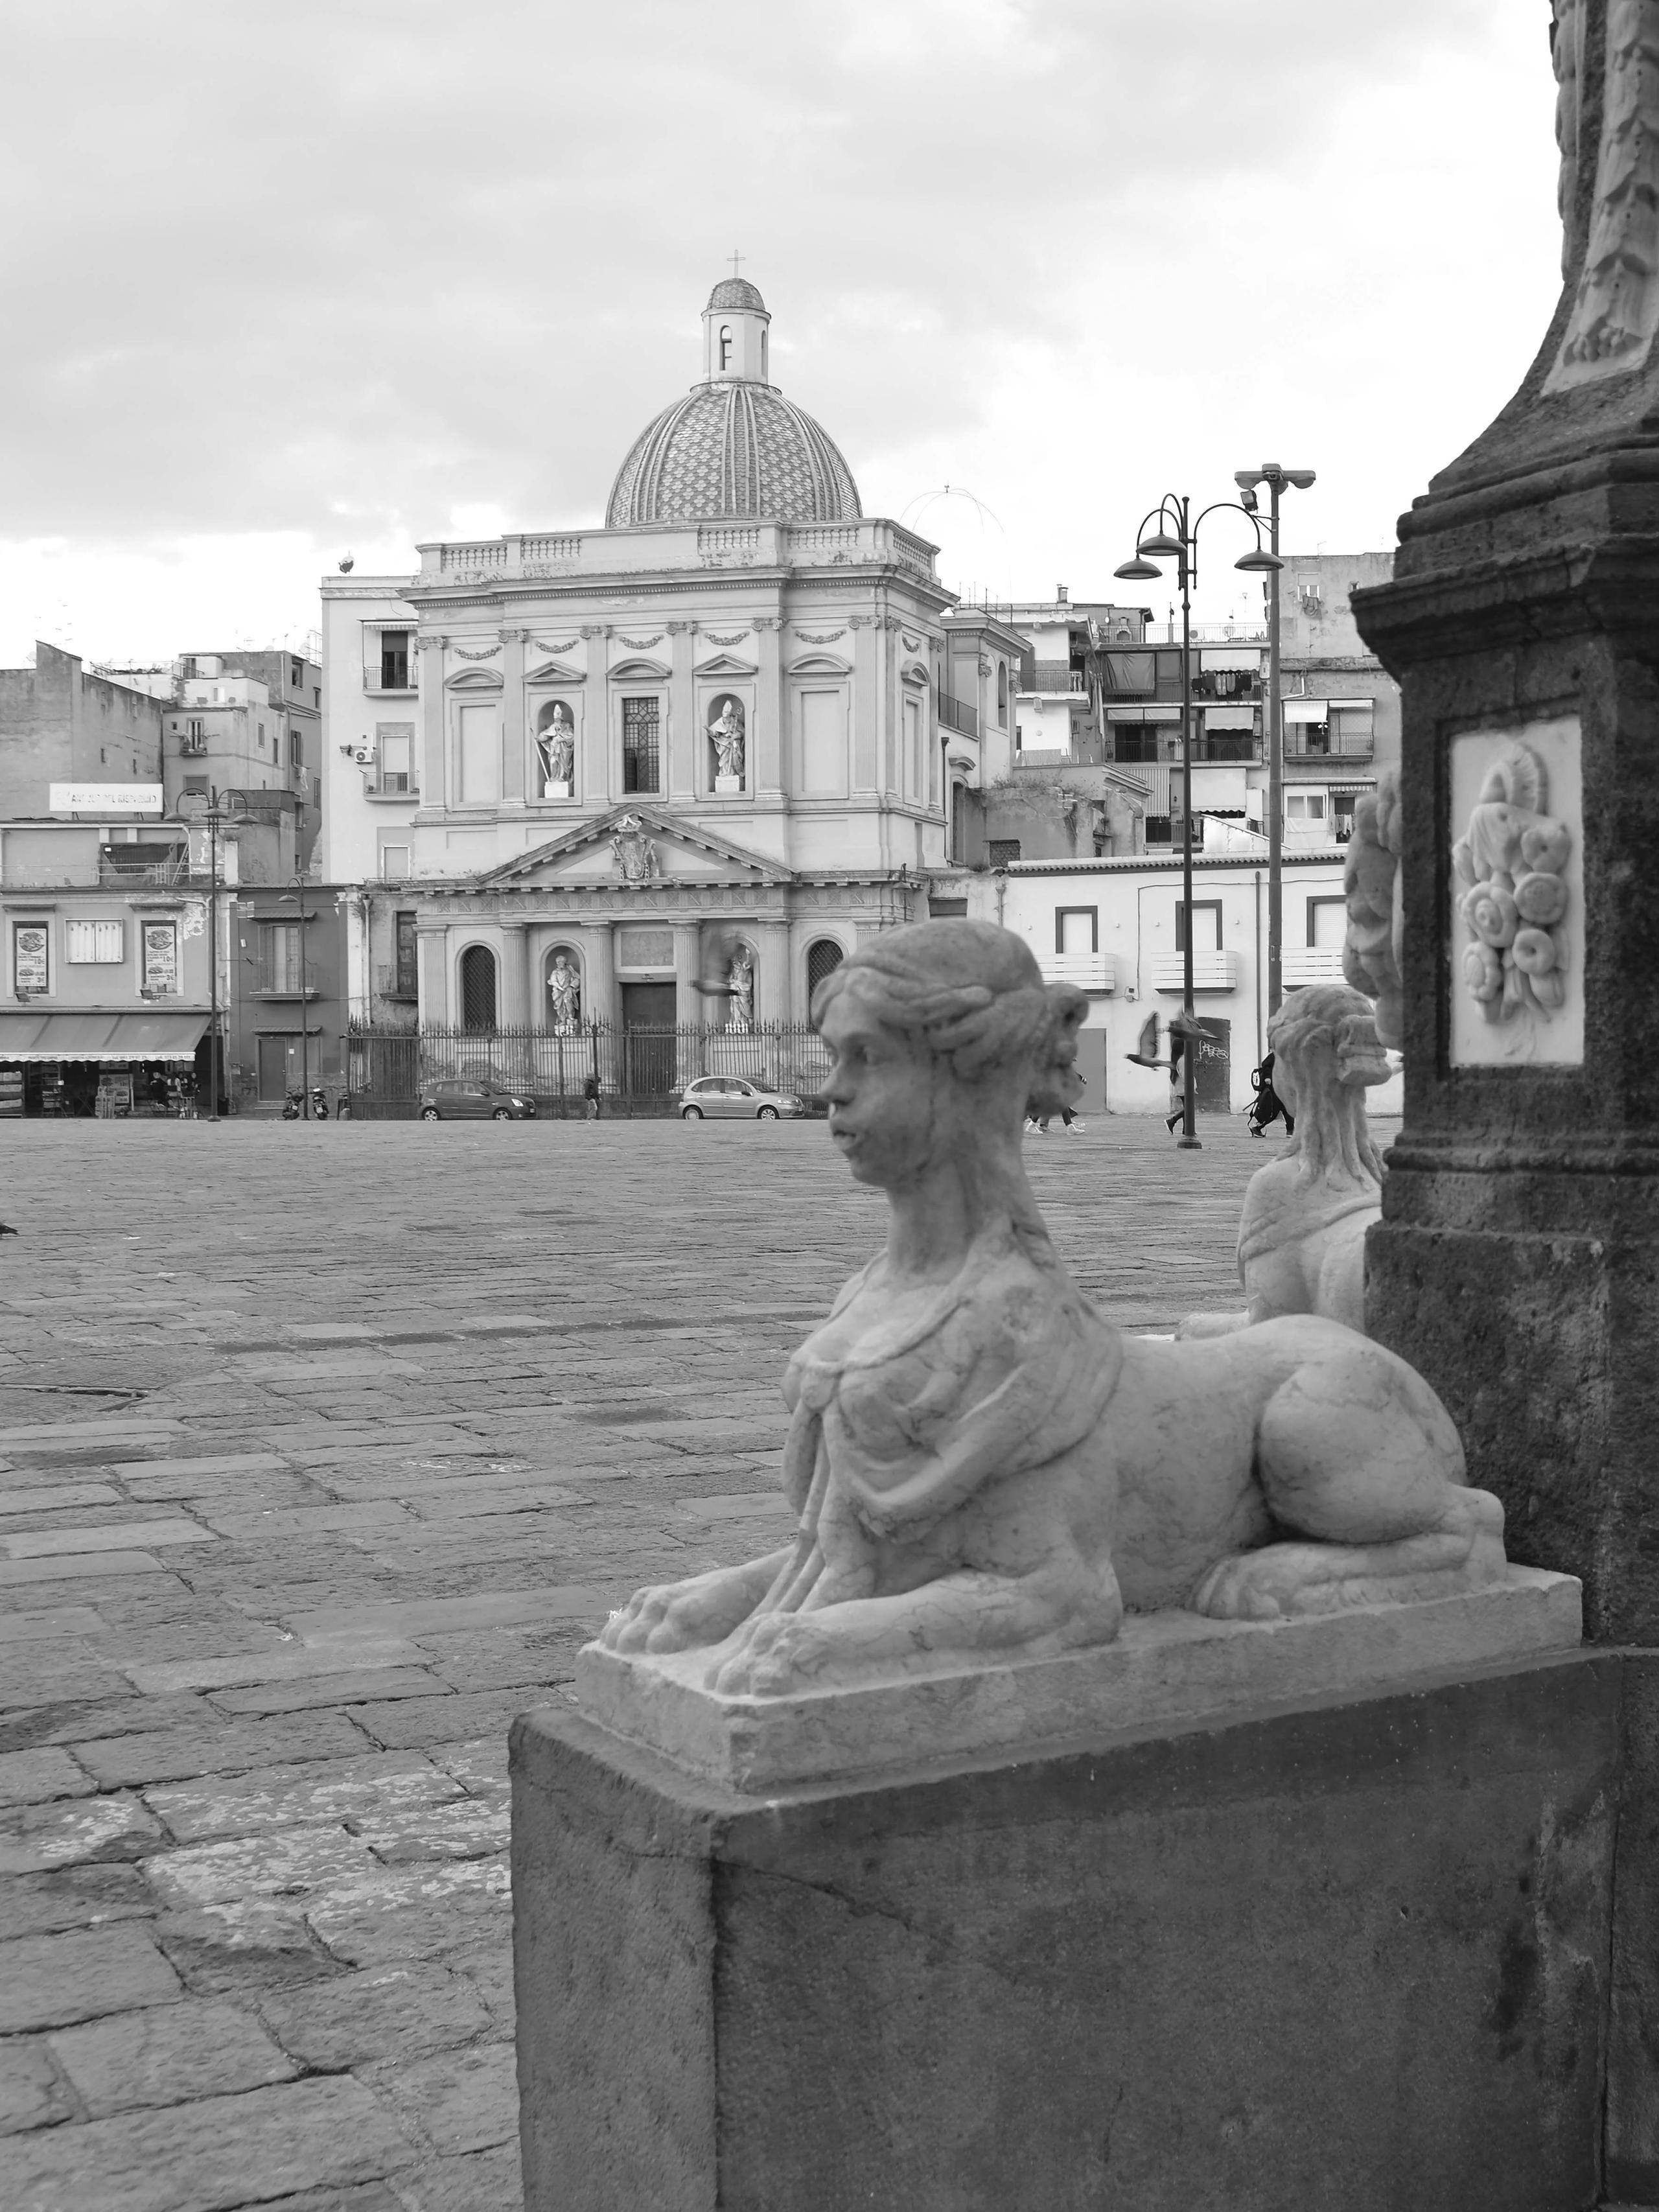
[674,1075,810,1121]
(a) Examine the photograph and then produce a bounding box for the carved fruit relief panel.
[1448,717,1583,1067]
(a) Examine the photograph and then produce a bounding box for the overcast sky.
[1,0,1561,664]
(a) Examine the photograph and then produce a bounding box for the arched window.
[806,938,844,1003]
[761,328,768,379]
[997,662,1008,725]
[459,945,497,1033]
[719,325,732,370]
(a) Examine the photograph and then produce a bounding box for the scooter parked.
[281,1087,332,1121]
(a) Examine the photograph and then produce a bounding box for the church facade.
[321,278,1017,1037]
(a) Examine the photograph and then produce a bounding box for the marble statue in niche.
[546,953,581,1035]
[1343,770,1404,1051]
[609,815,660,883]
[1453,740,1573,1036]
[726,946,754,1032]
[600,922,1505,1695]
[708,694,745,786]
[1177,984,1388,1340]
[537,703,575,795]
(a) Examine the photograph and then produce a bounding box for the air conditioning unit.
[353,745,374,765]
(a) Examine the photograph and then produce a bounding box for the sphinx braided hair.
[811,920,1084,1088]
[1268,983,1389,1187]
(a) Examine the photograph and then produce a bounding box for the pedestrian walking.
[583,1071,601,1121]
[1037,1069,1086,1135]
[1247,1049,1294,1138]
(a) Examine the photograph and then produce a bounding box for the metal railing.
[344,1021,833,1119]
[1023,663,1087,694]
[98,857,191,887]
[936,689,979,739]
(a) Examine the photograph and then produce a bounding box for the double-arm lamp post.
[1115,495,1282,1148]
[1231,464,1315,1018]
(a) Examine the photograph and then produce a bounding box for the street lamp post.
[186,789,245,1124]
[280,875,310,1118]
[1116,496,1281,1148]
[1233,464,1315,1018]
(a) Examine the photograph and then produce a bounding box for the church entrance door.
[620,982,678,1098]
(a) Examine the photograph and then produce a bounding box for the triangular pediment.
[694,652,758,677]
[480,804,793,889]
[445,664,504,691]
[526,659,582,684]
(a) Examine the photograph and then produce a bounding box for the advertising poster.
[14,926,47,993]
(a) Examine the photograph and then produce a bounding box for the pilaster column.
[754,617,783,795]
[500,631,528,804]
[667,623,697,800]
[848,615,879,795]
[581,627,610,806]
[754,917,791,1026]
[581,916,616,1029]
[417,924,448,1025]
[672,920,701,1027]
[500,919,530,1030]
[419,634,447,806]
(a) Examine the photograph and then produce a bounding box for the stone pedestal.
[1354,0,1659,1640]
[513,1650,1621,2212]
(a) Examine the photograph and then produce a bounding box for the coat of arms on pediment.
[477,804,794,892]
[609,813,660,882]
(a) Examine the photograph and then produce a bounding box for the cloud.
[0,0,1563,654]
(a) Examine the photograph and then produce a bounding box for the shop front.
[0,1010,212,1117]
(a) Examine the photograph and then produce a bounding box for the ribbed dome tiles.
[606,381,863,530]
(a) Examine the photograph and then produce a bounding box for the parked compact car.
[419,1078,537,1121]
[673,1075,813,1121]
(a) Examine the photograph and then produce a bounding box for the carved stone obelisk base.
[512,1654,1634,2212]
[1353,0,1659,1646]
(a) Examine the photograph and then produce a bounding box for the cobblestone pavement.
[0,1111,1376,2211]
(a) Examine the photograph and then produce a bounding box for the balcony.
[936,689,979,739]
[362,665,417,696]
[1282,948,1347,986]
[99,858,190,887]
[1152,951,1240,994]
[1023,663,1086,695]
[1038,951,1115,994]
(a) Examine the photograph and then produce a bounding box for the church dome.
[706,276,767,313]
[605,276,863,528]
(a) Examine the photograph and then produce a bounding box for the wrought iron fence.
[343,1021,833,1119]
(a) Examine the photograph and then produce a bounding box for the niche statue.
[601,922,1505,1695]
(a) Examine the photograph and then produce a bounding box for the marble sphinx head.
[811,920,1085,1189]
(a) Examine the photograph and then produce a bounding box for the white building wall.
[319,577,419,887]
[987,854,1399,1116]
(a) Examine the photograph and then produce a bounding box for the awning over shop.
[0,1010,210,1063]
[1106,705,1181,722]
[1202,706,1256,730]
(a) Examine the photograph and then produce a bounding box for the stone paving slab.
[0,1112,1302,2207]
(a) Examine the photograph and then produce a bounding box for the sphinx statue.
[599,922,1505,1695]
[1177,983,1389,1340]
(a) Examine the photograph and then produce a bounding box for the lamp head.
[1233,469,1264,491]
[1234,548,1282,573]
[1284,469,1316,490]
[1113,557,1162,581]
[1137,530,1185,559]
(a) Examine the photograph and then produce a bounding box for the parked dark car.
[419,1078,536,1121]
